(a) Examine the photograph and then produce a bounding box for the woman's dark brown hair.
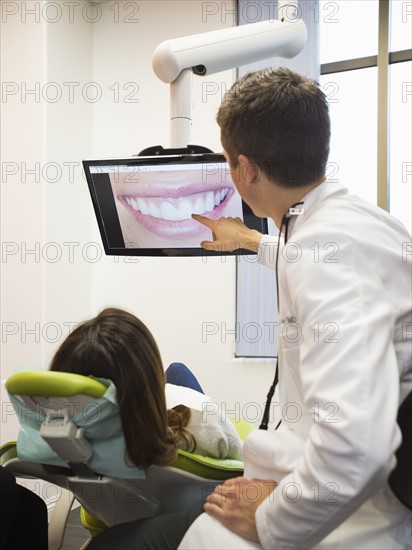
[49,308,194,469]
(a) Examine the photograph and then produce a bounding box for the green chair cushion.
[6,371,107,398]
[0,441,18,466]
[174,450,243,480]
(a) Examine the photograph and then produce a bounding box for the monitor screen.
[83,153,268,256]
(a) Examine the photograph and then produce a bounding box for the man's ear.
[238,154,260,183]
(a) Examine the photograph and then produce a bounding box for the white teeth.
[193,196,205,215]
[205,191,214,212]
[179,200,193,220]
[123,188,229,222]
[137,198,150,215]
[147,200,161,219]
[160,201,179,221]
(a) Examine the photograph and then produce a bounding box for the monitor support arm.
[152,1,306,148]
[170,69,193,150]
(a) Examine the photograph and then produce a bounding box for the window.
[389,60,412,232]
[390,0,412,52]
[319,0,411,231]
[319,0,379,64]
[320,67,378,205]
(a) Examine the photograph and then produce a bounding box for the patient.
[49,307,242,469]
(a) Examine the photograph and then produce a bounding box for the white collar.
[288,181,348,239]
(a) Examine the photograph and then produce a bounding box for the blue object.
[165,363,204,394]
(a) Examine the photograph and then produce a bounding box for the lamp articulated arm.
[152,2,306,148]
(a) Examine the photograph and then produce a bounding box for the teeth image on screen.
[122,188,229,222]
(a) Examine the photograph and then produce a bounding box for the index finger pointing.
[191,214,217,229]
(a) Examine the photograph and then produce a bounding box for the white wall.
[1,0,279,455]
[0,1,95,445]
[1,6,47,443]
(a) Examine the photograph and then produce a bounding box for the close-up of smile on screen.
[90,160,243,250]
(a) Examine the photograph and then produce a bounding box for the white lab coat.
[179,182,412,549]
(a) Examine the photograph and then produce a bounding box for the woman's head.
[49,308,178,468]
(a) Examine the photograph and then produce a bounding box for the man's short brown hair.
[217,67,330,187]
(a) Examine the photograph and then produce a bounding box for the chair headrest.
[6,371,107,398]
[7,370,146,479]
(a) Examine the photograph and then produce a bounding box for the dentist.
[183,66,412,549]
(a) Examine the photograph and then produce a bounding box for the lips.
[118,186,234,240]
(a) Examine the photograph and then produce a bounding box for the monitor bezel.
[83,153,268,257]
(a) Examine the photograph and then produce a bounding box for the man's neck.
[269,179,324,229]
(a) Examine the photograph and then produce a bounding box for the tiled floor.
[60,507,91,550]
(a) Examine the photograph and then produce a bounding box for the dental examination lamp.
[152,1,306,149]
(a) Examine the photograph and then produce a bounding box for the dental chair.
[1,371,250,550]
